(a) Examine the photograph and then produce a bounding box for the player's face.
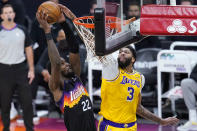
[1,7,15,22]
[60,58,74,78]
[118,48,134,69]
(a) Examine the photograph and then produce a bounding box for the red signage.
[140,5,197,35]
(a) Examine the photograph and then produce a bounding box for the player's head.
[60,57,75,78]
[118,46,136,69]
[180,0,193,5]
[1,4,15,22]
[127,2,140,19]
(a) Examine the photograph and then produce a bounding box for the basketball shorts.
[98,117,137,131]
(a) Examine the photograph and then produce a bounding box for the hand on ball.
[58,4,77,22]
[36,11,51,33]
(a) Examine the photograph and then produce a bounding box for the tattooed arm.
[137,93,179,126]
[36,11,63,102]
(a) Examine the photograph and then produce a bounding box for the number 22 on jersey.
[82,99,91,111]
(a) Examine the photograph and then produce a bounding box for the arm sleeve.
[59,16,79,53]
[102,60,119,80]
[102,51,120,80]
[35,48,49,74]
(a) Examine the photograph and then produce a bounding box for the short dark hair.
[1,4,14,14]
[180,0,193,4]
[125,45,136,61]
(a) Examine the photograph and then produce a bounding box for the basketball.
[37,1,61,24]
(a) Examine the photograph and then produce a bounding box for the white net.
[73,16,119,65]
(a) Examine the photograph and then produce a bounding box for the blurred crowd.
[0,0,197,131]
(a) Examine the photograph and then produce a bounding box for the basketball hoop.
[73,16,135,64]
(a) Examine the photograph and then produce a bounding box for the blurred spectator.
[177,64,197,130]
[30,0,61,65]
[31,29,69,117]
[30,18,61,64]
[83,0,96,16]
[0,4,34,131]
[126,1,140,20]
[89,0,97,16]
[0,0,26,25]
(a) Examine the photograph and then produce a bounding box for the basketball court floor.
[0,117,181,131]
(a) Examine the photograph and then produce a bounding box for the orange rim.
[73,16,123,29]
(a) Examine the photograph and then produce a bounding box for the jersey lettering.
[120,76,140,88]
[70,85,85,102]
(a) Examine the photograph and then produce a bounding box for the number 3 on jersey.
[127,87,134,101]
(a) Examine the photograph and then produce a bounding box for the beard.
[118,57,132,69]
[62,71,75,78]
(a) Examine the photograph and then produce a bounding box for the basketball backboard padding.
[94,8,106,55]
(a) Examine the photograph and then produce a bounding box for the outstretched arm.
[58,5,81,77]
[36,12,62,93]
[137,93,179,126]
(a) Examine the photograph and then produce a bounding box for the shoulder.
[134,71,145,87]
[16,24,28,33]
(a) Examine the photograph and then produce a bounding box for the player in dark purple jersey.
[36,5,96,131]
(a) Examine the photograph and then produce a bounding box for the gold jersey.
[99,68,142,123]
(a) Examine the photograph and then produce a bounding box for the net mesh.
[73,16,120,65]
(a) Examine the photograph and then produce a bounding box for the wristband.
[45,33,53,40]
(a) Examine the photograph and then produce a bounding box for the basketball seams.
[40,5,59,20]
[39,4,60,22]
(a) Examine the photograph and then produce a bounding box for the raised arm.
[36,12,62,92]
[58,5,81,77]
[137,93,179,126]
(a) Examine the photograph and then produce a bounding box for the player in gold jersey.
[98,46,179,131]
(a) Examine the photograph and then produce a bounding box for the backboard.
[94,0,144,56]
